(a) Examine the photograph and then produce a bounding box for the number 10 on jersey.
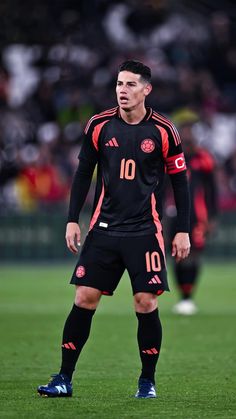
[120,158,136,180]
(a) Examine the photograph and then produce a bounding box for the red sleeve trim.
[153,112,181,146]
[155,125,169,159]
[92,120,109,151]
[84,107,118,134]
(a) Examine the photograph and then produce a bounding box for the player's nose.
[119,85,128,93]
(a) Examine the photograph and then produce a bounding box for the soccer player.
[170,123,218,315]
[37,60,190,399]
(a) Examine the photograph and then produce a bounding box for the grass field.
[0,261,236,419]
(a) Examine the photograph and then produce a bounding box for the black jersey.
[72,106,188,237]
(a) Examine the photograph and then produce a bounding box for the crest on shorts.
[76,265,86,278]
[141,139,155,153]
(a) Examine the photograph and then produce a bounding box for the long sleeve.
[67,158,97,223]
[169,171,190,233]
[155,114,190,233]
[67,122,99,223]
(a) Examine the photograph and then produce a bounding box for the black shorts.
[70,230,169,296]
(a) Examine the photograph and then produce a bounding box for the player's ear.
[144,83,152,97]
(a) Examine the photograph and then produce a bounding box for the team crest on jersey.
[76,265,86,278]
[141,139,155,153]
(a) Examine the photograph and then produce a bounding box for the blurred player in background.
[37,60,190,399]
[166,122,218,315]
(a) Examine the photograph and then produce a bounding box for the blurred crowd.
[0,0,236,215]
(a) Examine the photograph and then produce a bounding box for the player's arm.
[169,171,191,261]
[162,123,191,261]
[66,130,98,254]
[66,158,96,253]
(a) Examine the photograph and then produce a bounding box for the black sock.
[59,304,95,381]
[136,309,162,384]
[175,261,200,299]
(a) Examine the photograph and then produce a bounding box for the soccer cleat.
[37,373,72,397]
[135,378,157,399]
[172,299,198,315]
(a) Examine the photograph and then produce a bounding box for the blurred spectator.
[165,122,218,315]
[223,148,236,210]
[16,143,69,211]
[0,0,236,215]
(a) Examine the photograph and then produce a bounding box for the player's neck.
[119,105,147,125]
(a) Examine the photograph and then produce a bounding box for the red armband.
[165,153,187,174]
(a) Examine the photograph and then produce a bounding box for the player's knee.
[74,286,101,310]
[134,292,157,313]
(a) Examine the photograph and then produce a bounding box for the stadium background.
[0,1,236,418]
[0,0,236,260]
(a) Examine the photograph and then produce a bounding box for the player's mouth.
[119,96,129,104]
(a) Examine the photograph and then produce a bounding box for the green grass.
[0,262,236,418]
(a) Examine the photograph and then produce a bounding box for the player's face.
[116,71,152,111]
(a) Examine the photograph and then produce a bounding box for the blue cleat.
[135,378,157,399]
[37,373,72,397]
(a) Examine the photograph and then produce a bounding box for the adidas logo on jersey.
[105,137,119,147]
[148,275,162,284]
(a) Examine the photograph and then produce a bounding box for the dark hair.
[118,60,151,83]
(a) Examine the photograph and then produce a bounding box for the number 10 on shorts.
[145,251,161,272]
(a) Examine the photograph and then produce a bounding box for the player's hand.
[172,232,191,262]
[65,222,81,254]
